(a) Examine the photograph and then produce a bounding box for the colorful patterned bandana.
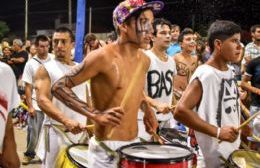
[113,0,164,28]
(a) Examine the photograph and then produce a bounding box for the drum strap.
[43,124,80,153]
[95,137,118,162]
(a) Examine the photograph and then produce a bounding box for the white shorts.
[87,136,140,168]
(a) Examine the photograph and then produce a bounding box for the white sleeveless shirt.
[190,64,241,167]
[138,50,177,121]
[43,59,87,126]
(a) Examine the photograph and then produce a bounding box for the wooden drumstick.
[219,111,260,143]
[170,105,176,110]
[120,62,144,110]
[252,134,260,142]
[240,100,250,118]
[20,102,28,110]
[237,111,260,130]
[151,131,164,145]
[108,61,144,138]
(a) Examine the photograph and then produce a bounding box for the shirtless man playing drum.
[51,0,164,167]
[173,28,198,99]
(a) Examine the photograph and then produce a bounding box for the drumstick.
[120,62,144,110]
[252,134,260,142]
[170,105,176,110]
[151,131,164,145]
[237,111,260,130]
[20,102,28,110]
[240,100,250,118]
[108,61,144,138]
[219,111,260,144]
[156,105,176,114]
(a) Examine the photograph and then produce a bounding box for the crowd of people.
[0,0,259,168]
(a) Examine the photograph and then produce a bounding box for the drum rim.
[228,149,259,167]
[66,143,89,168]
[118,142,194,164]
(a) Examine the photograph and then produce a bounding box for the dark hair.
[208,20,241,53]
[171,24,180,31]
[178,28,194,43]
[54,26,74,42]
[84,33,97,44]
[153,18,171,36]
[250,24,260,33]
[35,35,49,46]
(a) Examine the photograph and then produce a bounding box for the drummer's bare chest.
[104,61,145,91]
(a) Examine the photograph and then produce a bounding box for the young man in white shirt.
[21,35,52,165]
[138,18,177,140]
[174,20,241,167]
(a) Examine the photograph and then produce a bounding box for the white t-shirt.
[22,54,52,110]
[190,64,241,167]
[0,62,20,153]
[43,59,87,126]
[138,50,177,121]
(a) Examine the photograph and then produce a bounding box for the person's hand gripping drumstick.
[218,111,260,143]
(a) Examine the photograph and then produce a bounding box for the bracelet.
[217,127,221,139]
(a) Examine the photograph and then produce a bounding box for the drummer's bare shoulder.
[65,45,118,84]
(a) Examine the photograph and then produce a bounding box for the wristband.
[217,127,221,139]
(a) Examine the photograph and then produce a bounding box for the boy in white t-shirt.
[0,62,20,168]
[174,20,242,167]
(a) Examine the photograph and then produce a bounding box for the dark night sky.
[0,0,259,39]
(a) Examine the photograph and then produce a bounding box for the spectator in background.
[28,44,37,59]
[242,24,260,70]
[9,39,29,83]
[83,33,106,57]
[0,38,10,56]
[196,39,206,65]
[106,31,117,44]
[23,40,31,53]
[0,46,12,64]
[21,35,51,165]
[166,24,181,57]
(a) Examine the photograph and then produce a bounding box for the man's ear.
[214,39,222,51]
[118,24,128,34]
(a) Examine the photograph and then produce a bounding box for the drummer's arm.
[35,66,81,129]
[141,93,158,134]
[0,114,20,168]
[174,79,237,142]
[241,74,260,95]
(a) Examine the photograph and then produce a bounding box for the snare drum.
[118,142,193,168]
[56,144,88,168]
[227,150,260,168]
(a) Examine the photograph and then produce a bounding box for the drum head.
[67,144,88,168]
[118,142,193,163]
[230,150,260,168]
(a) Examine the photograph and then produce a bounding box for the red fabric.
[120,159,189,168]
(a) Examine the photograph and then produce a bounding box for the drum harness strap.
[94,137,118,162]
[44,123,88,152]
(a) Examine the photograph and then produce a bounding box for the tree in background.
[0,21,10,40]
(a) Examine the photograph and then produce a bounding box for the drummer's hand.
[155,102,171,114]
[28,106,36,117]
[218,126,239,142]
[92,107,124,127]
[64,119,84,134]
